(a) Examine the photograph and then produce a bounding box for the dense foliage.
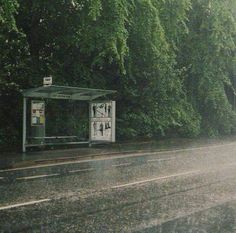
[0,0,236,149]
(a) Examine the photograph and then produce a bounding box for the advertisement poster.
[90,101,115,142]
[31,101,45,126]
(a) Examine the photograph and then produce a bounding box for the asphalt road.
[1,142,236,232]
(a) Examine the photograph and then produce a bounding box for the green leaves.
[89,0,102,20]
[0,0,18,29]
[180,0,236,136]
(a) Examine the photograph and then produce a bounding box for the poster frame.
[31,100,45,127]
[89,100,115,143]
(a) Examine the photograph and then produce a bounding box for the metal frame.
[22,85,116,152]
[22,97,27,152]
[22,85,115,100]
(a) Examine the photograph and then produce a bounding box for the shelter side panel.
[90,101,115,142]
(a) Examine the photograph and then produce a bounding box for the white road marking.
[16,173,59,180]
[112,162,131,167]
[69,168,94,173]
[111,170,200,189]
[0,199,51,211]
[1,142,236,173]
[0,177,4,180]
[148,157,176,163]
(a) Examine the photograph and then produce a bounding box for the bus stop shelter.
[22,85,116,152]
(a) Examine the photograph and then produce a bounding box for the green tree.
[0,0,30,148]
[117,0,200,138]
[180,0,236,136]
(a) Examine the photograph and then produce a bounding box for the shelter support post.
[112,101,116,142]
[88,101,92,147]
[22,97,27,153]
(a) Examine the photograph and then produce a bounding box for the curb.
[1,149,162,170]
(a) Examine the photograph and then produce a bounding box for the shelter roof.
[22,85,116,101]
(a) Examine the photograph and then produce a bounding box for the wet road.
[1,142,236,232]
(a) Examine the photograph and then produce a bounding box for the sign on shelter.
[43,76,52,86]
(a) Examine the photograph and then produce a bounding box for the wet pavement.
[2,136,236,169]
[1,141,236,232]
